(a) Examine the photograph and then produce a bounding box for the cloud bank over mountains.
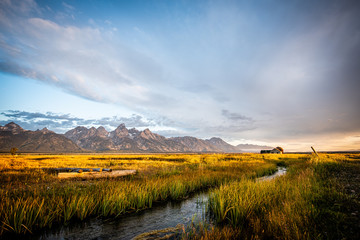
[1,0,360,151]
[0,110,157,133]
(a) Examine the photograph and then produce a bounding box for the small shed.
[270,148,282,154]
[261,147,283,154]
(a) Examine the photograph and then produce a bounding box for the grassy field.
[0,153,359,239]
[183,153,360,240]
[0,153,278,237]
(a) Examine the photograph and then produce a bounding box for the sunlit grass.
[197,154,360,240]
[0,153,282,236]
[1,153,358,239]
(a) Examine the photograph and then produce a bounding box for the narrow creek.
[26,167,287,240]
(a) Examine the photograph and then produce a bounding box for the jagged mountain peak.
[171,136,221,152]
[116,123,127,130]
[0,122,81,152]
[35,127,54,134]
[1,122,25,134]
[73,126,88,132]
[5,122,23,129]
[40,127,54,133]
[112,123,128,137]
[96,126,108,134]
[139,128,164,141]
[128,128,140,138]
[129,127,140,133]
[142,128,151,134]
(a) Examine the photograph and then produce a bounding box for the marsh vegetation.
[0,153,359,239]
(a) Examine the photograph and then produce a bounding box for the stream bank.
[20,167,287,240]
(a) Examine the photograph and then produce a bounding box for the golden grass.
[57,170,137,179]
[189,153,360,240]
[2,153,358,239]
[0,153,284,236]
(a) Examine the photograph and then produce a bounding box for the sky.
[0,0,359,151]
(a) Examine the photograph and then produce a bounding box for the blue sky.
[1,0,360,151]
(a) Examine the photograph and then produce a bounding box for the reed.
[4,153,356,238]
[0,153,282,236]
[205,154,360,240]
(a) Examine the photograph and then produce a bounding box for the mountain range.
[0,122,81,152]
[0,122,272,153]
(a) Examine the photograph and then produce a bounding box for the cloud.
[1,0,360,151]
[1,110,82,121]
[0,0,39,15]
[0,0,170,108]
[0,110,157,133]
[222,109,253,122]
[62,2,75,11]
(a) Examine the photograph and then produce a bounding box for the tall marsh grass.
[0,153,283,236]
[3,153,357,238]
[208,169,315,239]
[204,154,360,240]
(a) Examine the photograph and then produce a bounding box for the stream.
[25,167,287,240]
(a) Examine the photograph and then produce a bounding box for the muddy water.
[27,167,286,240]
